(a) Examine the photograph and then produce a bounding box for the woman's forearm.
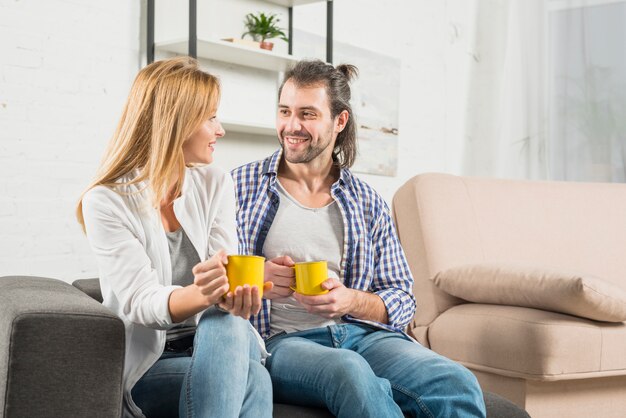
[168,285,211,323]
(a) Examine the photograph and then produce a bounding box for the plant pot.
[259,41,274,51]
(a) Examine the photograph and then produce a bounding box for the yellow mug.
[291,261,329,296]
[226,255,265,297]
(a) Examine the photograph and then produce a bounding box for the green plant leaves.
[241,12,288,43]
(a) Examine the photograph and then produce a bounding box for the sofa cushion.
[432,263,626,322]
[429,304,626,381]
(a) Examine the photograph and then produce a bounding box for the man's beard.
[280,127,334,164]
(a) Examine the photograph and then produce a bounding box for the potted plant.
[242,12,288,51]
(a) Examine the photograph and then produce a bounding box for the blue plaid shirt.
[231,150,416,339]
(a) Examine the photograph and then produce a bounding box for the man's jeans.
[131,307,272,418]
[265,324,486,418]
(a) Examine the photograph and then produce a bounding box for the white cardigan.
[82,164,239,418]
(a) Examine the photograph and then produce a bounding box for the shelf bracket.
[288,6,293,56]
[326,0,333,64]
[189,0,197,58]
[147,0,155,64]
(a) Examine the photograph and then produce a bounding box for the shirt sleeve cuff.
[374,288,407,328]
[154,285,184,329]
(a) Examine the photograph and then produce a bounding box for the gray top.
[263,180,345,337]
[165,227,200,341]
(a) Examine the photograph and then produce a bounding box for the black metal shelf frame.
[146,0,334,65]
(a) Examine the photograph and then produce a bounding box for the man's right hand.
[263,255,295,299]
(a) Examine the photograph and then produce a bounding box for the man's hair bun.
[336,64,359,82]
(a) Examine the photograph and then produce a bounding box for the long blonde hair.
[76,56,220,232]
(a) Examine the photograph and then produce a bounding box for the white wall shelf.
[147,0,333,136]
[156,38,300,72]
[147,0,333,66]
[222,119,277,137]
[265,0,326,6]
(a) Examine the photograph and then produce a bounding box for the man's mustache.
[281,130,311,139]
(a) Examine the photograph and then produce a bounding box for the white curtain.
[462,0,626,182]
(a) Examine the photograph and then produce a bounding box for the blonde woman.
[77,57,272,418]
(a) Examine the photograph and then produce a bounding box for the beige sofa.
[392,173,626,418]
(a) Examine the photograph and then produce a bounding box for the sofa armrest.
[0,276,125,418]
[73,278,103,303]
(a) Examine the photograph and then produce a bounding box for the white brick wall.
[0,0,141,281]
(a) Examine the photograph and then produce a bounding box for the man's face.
[276,80,336,165]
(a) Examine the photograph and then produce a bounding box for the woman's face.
[183,115,225,165]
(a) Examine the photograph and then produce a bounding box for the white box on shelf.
[221,38,262,50]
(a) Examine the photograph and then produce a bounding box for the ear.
[334,110,350,134]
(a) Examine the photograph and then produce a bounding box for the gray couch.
[1,276,529,418]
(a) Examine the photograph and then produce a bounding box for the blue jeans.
[131,307,272,418]
[265,324,486,418]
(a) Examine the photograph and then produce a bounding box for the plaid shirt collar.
[261,148,350,189]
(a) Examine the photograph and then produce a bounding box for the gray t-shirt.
[264,180,345,337]
[165,227,200,341]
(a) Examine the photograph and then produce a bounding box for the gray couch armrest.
[0,276,125,418]
[72,278,103,303]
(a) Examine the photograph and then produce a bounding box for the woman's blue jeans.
[265,324,486,418]
[131,307,272,418]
